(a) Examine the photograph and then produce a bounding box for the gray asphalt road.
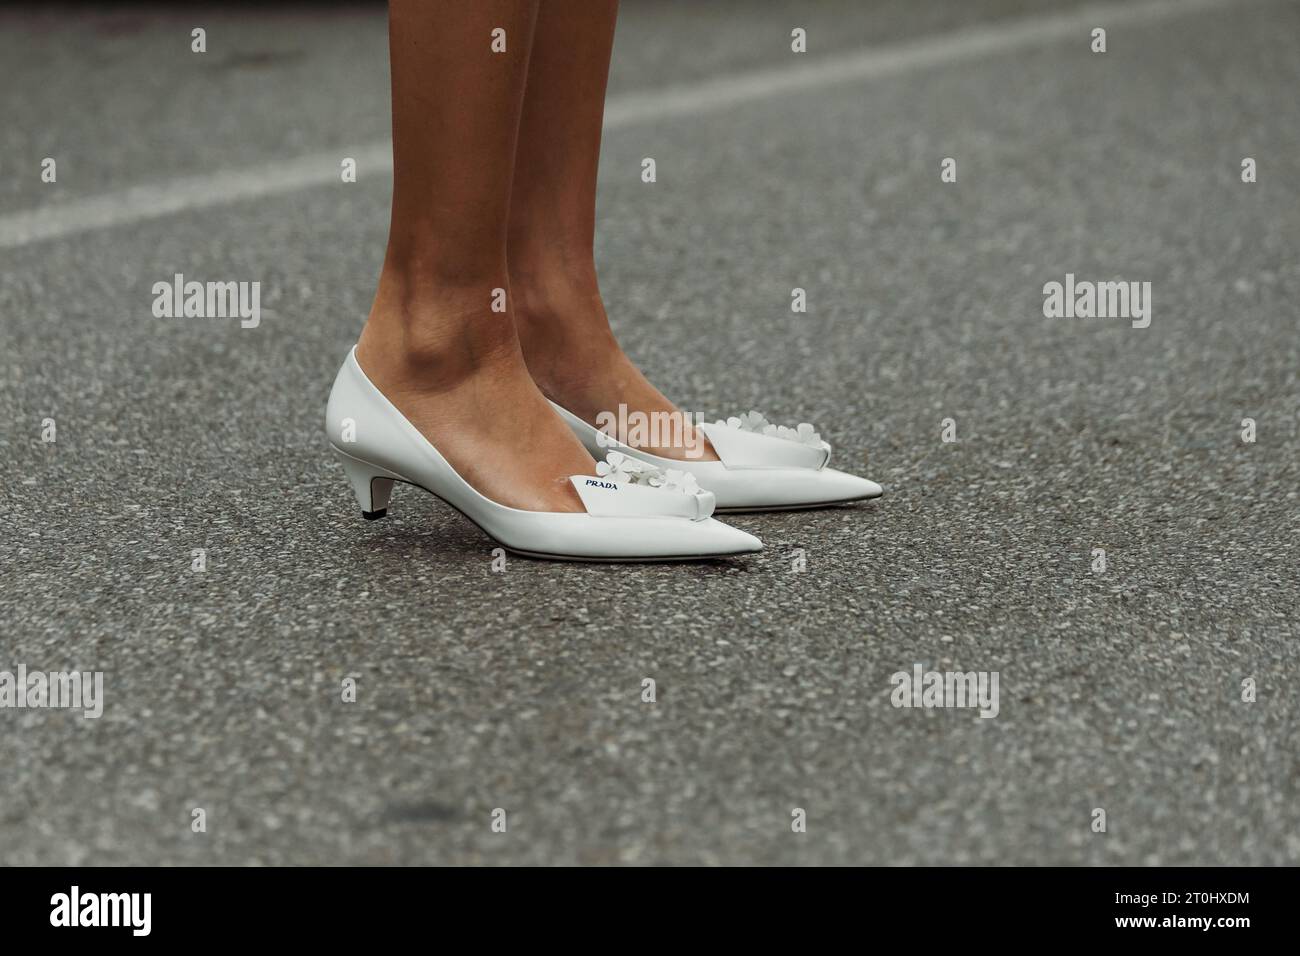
[1,0,1297,866]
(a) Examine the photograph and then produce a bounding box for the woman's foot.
[355,285,596,514]
[512,277,720,464]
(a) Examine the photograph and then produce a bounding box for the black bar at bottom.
[0,866,1280,942]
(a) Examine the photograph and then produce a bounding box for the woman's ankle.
[512,279,623,390]
[357,271,522,394]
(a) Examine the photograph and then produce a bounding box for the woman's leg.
[506,0,717,462]
[356,0,594,512]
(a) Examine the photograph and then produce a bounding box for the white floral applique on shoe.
[715,410,828,451]
[596,451,701,496]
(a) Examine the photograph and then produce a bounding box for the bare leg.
[506,0,717,461]
[356,0,595,512]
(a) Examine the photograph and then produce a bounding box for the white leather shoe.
[324,348,763,561]
[552,404,883,512]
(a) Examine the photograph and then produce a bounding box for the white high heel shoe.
[324,348,763,561]
[551,404,883,512]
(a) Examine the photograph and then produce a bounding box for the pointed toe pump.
[324,349,762,561]
[552,405,883,512]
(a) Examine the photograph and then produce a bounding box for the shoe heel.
[333,448,399,520]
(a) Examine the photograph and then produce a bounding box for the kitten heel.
[333,447,400,520]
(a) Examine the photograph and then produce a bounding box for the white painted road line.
[0,0,1248,250]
